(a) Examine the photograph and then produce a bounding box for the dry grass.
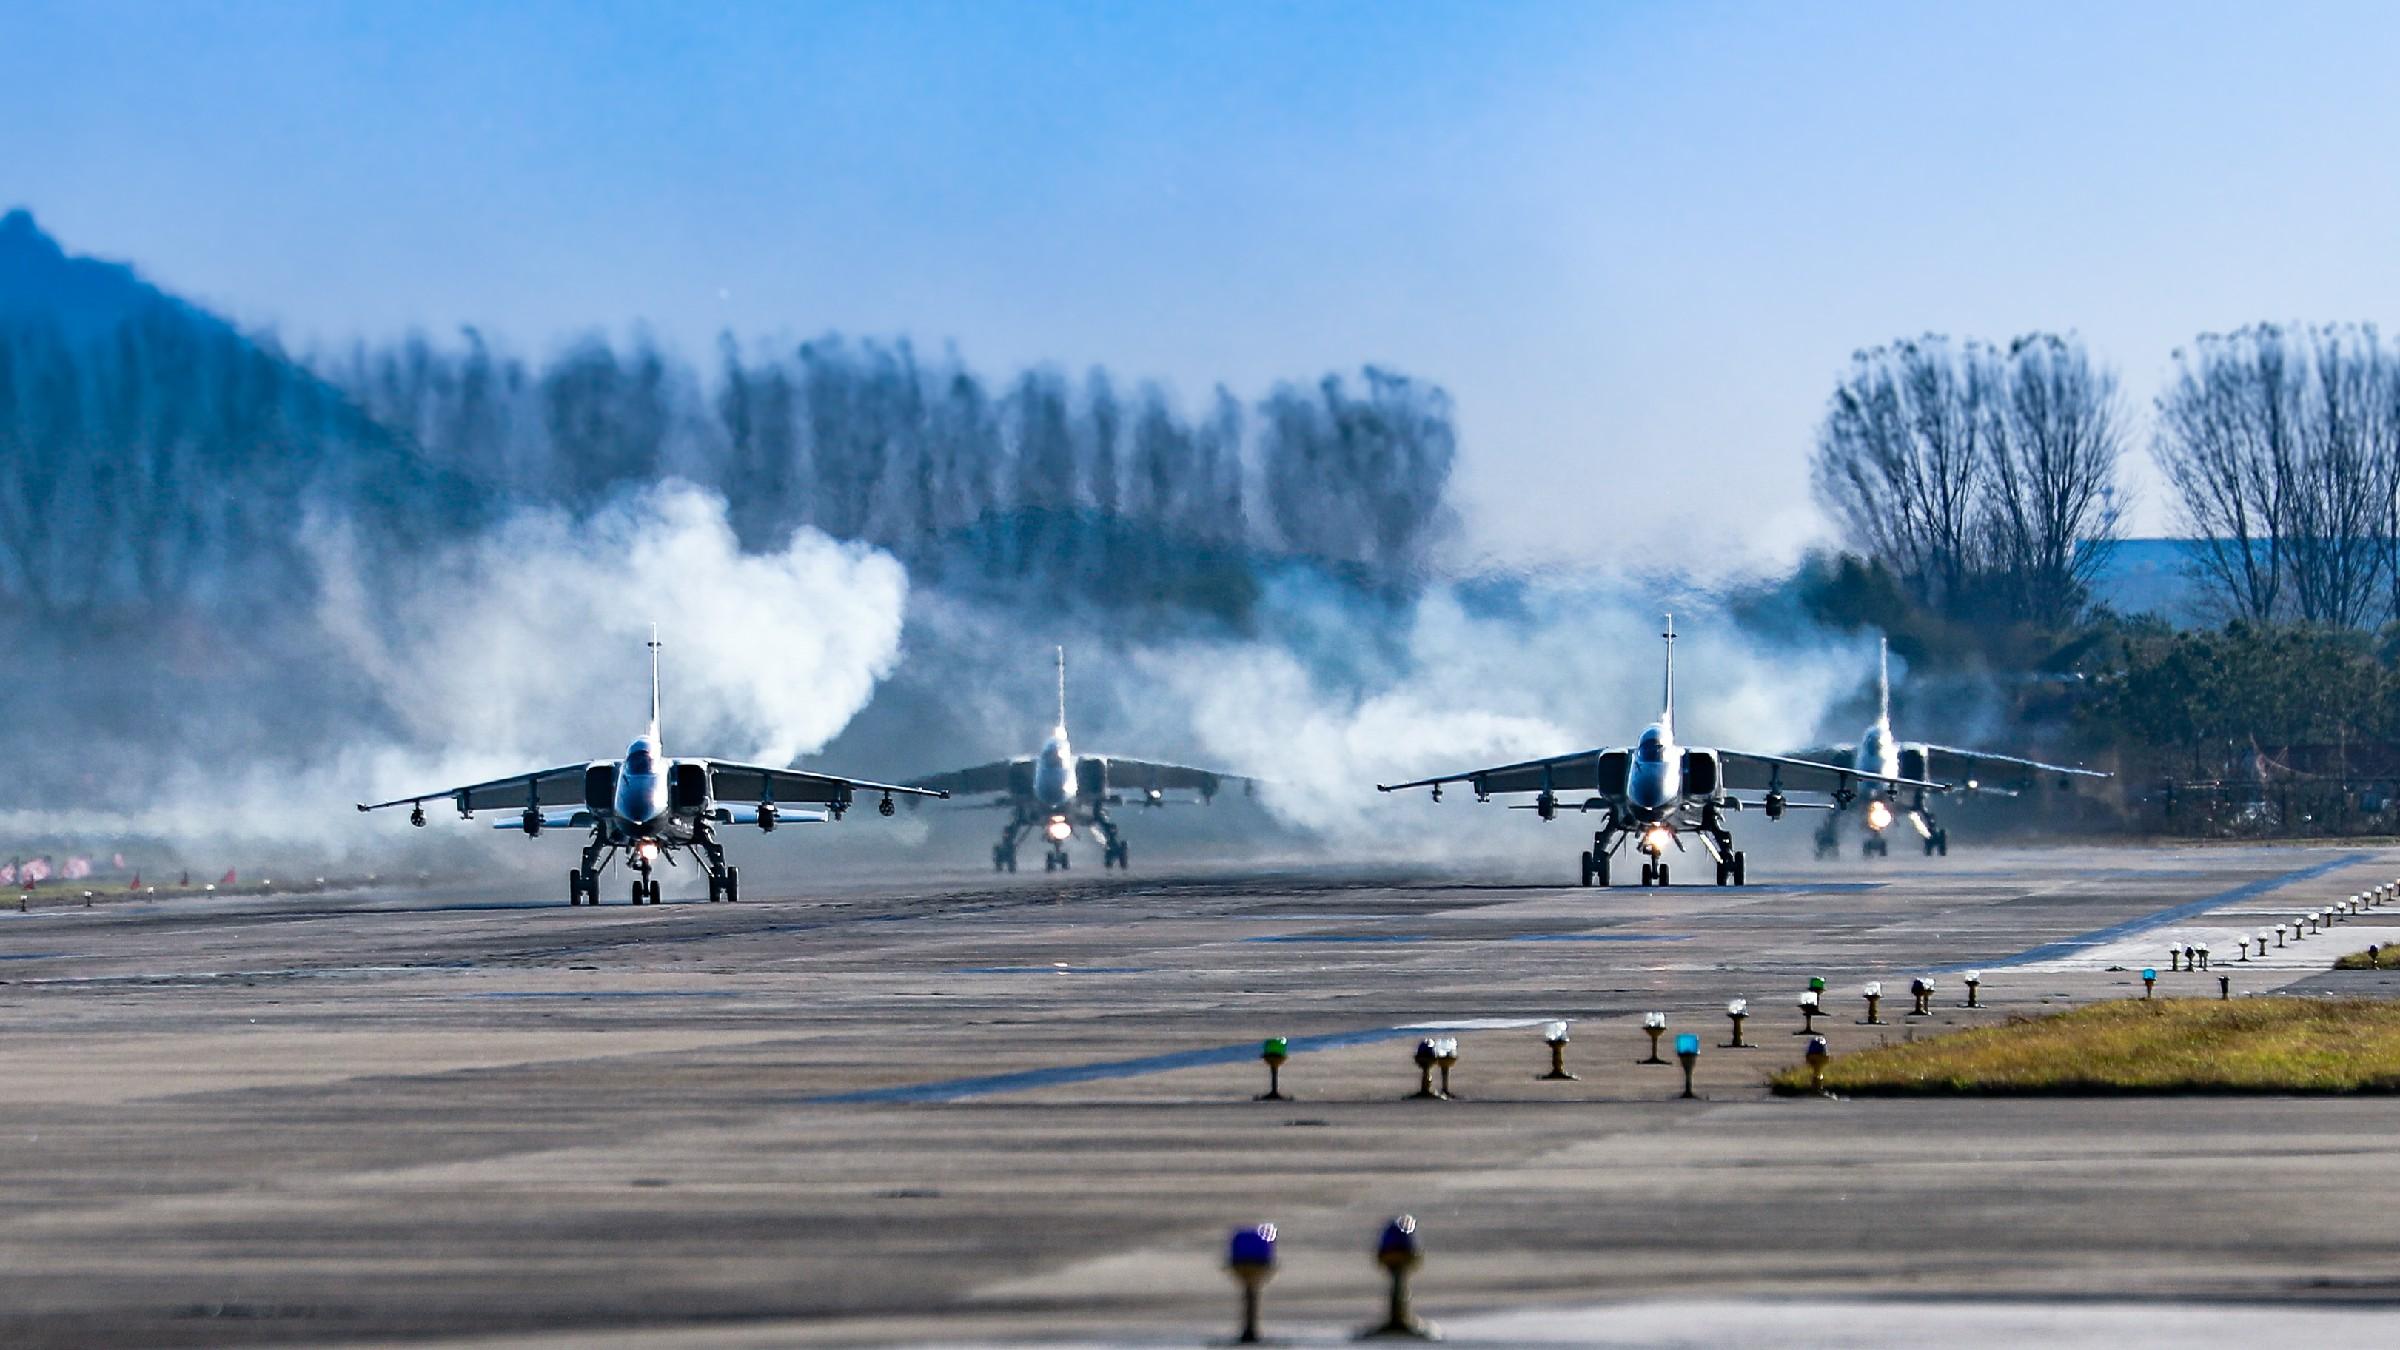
[1769,997,2400,1095]
[2333,944,2400,970]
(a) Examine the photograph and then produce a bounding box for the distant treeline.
[326,330,1457,617]
[0,306,473,622]
[0,309,1458,628]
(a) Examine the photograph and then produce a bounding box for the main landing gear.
[1098,815,1128,870]
[994,818,1028,873]
[1863,833,1890,858]
[564,831,739,906]
[1576,823,1745,889]
[1922,824,1950,857]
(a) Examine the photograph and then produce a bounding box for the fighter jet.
[1797,638,2111,857]
[357,632,945,905]
[1376,616,1946,887]
[905,648,1250,872]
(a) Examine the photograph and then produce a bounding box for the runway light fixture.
[1964,971,1983,1008]
[1363,1215,1436,1340]
[1255,1037,1291,1102]
[1638,1012,1667,1065]
[1909,977,1934,1017]
[1862,981,1884,1025]
[1804,1035,1832,1094]
[1541,1020,1577,1081]
[1434,1037,1460,1098]
[2237,937,2250,962]
[2142,967,2157,999]
[1675,1033,1701,1098]
[2168,945,2182,973]
[2274,923,2287,948]
[2196,944,2210,970]
[1796,989,1823,1036]
[1724,998,1750,1048]
[1225,1223,1278,1345]
[1410,1039,1442,1100]
[2219,974,2231,1001]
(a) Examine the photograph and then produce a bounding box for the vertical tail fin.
[1660,613,1676,734]
[1055,645,1068,736]
[647,625,663,746]
[1878,636,1891,729]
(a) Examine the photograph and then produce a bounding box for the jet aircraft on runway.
[357,632,945,905]
[1796,638,2112,857]
[1377,616,1947,887]
[904,648,1250,872]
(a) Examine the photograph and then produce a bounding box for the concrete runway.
[3,843,2399,1346]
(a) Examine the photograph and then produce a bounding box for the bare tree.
[1812,336,2000,611]
[2153,324,2397,627]
[1985,334,2126,627]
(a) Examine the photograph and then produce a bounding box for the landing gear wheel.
[646,878,662,905]
[630,879,645,905]
[1595,851,1609,887]
[1107,840,1129,869]
[994,844,1012,873]
[1657,862,1670,887]
[707,874,722,903]
[724,867,739,903]
[1732,851,1746,886]
[1044,853,1057,873]
[1641,862,1656,887]
[1715,858,1730,886]
[1924,834,1937,857]
[1935,829,1949,857]
[1579,850,1595,887]
[568,869,584,906]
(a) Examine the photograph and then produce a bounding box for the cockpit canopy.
[625,739,657,775]
[1636,728,1667,763]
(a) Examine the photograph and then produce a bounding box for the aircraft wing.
[901,760,1023,798]
[1922,745,2112,790]
[1715,749,1947,795]
[1092,755,1246,797]
[357,764,592,815]
[1377,748,1620,797]
[708,761,949,808]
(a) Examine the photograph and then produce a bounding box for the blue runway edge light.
[1675,1033,1700,1055]
[1229,1223,1277,1267]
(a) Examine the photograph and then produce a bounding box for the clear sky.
[7,1,2400,569]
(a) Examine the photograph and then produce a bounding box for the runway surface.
[2,843,2399,1346]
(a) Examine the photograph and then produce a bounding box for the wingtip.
[1375,784,1395,793]
[354,803,368,813]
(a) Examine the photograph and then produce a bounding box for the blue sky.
[7,1,2400,568]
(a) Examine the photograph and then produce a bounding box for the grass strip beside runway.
[1772,997,2400,1094]
[2334,944,2400,970]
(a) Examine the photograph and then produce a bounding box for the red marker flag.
[219,868,238,886]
